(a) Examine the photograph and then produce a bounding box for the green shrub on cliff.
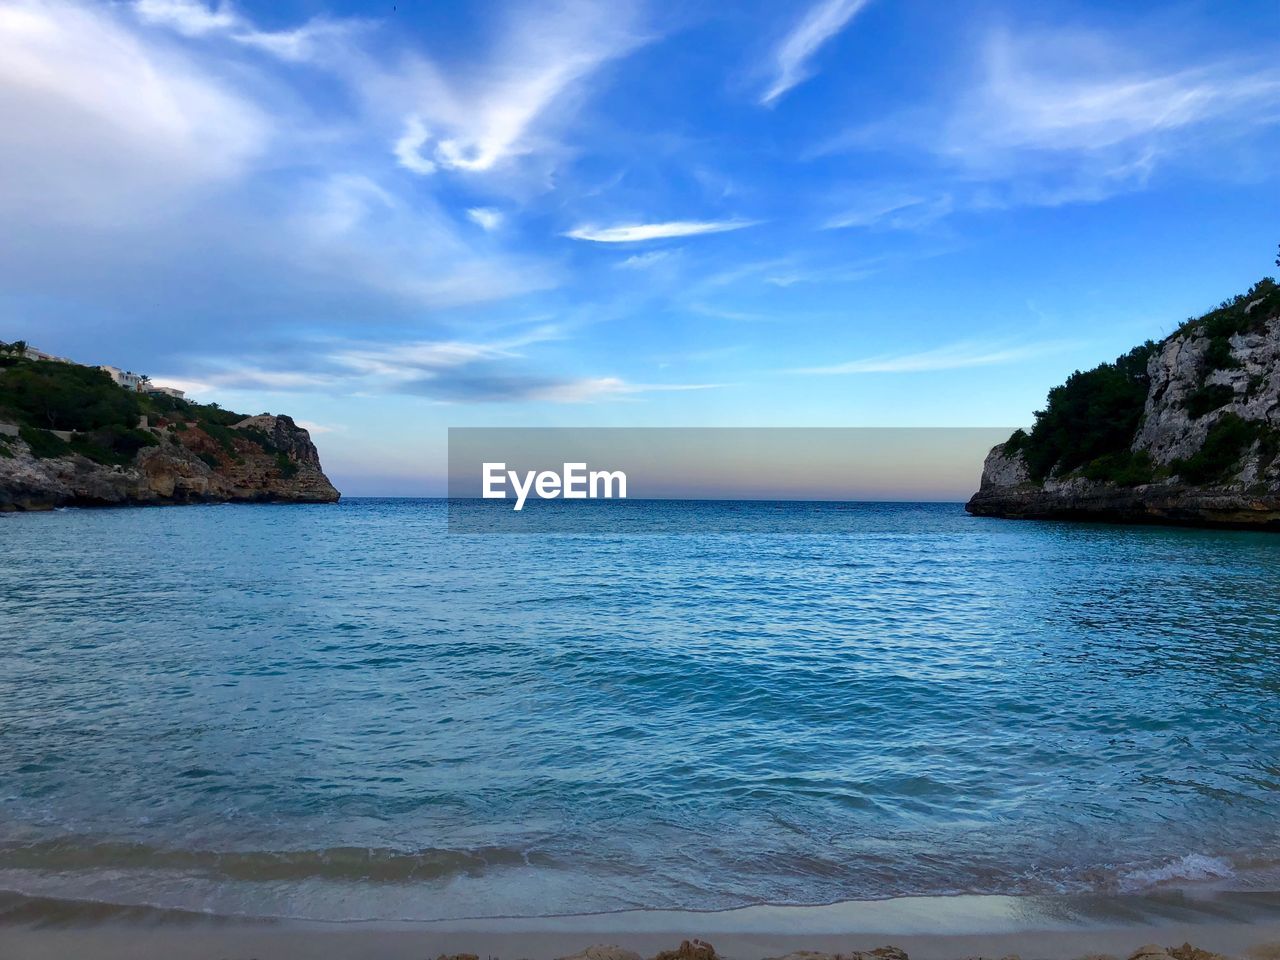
[0,361,141,431]
[1183,383,1236,419]
[275,451,298,478]
[1081,449,1156,486]
[1007,275,1280,484]
[69,425,160,466]
[1012,341,1157,481]
[1177,277,1280,374]
[1170,414,1263,484]
[19,426,71,459]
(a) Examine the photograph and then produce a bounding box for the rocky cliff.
[967,277,1280,529]
[0,413,340,511]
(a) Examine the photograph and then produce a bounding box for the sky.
[1,0,1278,495]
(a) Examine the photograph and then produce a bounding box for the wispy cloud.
[566,220,758,243]
[523,377,721,403]
[390,0,651,176]
[616,250,674,269]
[391,116,436,175]
[820,28,1280,210]
[824,193,954,230]
[946,31,1280,164]
[133,0,236,36]
[466,207,504,231]
[177,328,721,404]
[761,0,873,106]
[0,0,267,225]
[133,0,358,62]
[791,341,1071,375]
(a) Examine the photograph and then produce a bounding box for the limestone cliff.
[0,413,340,511]
[967,278,1280,529]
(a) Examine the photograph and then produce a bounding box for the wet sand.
[4,889,1280,960]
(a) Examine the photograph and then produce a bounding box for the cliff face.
[0,413,340,511]
[967,285,1280,529]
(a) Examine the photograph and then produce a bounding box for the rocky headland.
[0,351,338,511]
[967,276,1280,529]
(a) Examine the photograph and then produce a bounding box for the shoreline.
[5,889,1280,960]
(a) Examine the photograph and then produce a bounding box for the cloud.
[616,250,674,269]
[790,341,1071,374]
[467,207,504,231]
[276,174,557,310]
[398,372,720,403]
[821,28,1280,210]
[524,377,721,403]
[935,32,1280,205]
[566,220,758,243]
[133,0,236,36]
[296,420,338,435]
[761,0,873,106]
[824,193,954,230]
[178,329,719,404]
[392,116,436,174]
[0,0,267,223]
[329,327,561,380]
[946,31,1280,165]
[133,0,360,62]
[389,0,651,176]
[0,0,557,361]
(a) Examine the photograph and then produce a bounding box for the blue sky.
[1,0,1278,494]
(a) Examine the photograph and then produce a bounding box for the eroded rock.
[652,939,718,960]
[0,414,339,510]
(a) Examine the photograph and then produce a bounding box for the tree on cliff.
[0,363,140,431]
[1008,341,1157,481]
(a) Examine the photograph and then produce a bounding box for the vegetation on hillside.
[0,355,298,474]
[1005,275,1279,486]
[1004,341,1157,483]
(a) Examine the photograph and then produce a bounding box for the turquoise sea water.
[1,499,1279,921]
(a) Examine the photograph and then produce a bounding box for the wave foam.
[1117,854,1236,892]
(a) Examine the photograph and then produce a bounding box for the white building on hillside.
[3,344,73,363]
[99,365,143,390]
[145,385,185,399]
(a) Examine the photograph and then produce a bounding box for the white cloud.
[389,0,651,176]
[296,420,338,435]
[761,0,873,106]
[133,0,357,62]
[566,220,758,243]
[467,207,504,231]
[133,0,236,36]
[824,193,954,230]
[821,29,1280,213]
[943,31,1280,170]
[0,0,268,223]
[330,329,555,380]
[393,116,436,175]
[179,330,718,405]
[527,377,722,403]
[791,341,1070,374]
[616,250,673,269]
[283,174,557,309]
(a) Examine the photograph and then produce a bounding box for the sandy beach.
[5,890,1280,960]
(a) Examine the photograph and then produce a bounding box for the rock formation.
[967,279,1280,529]
[0,413,339,511]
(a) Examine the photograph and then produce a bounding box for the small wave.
[1116,854,1236,892]
[0,840,552,883]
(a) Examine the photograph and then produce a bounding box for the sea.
[1,498,1279,922]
